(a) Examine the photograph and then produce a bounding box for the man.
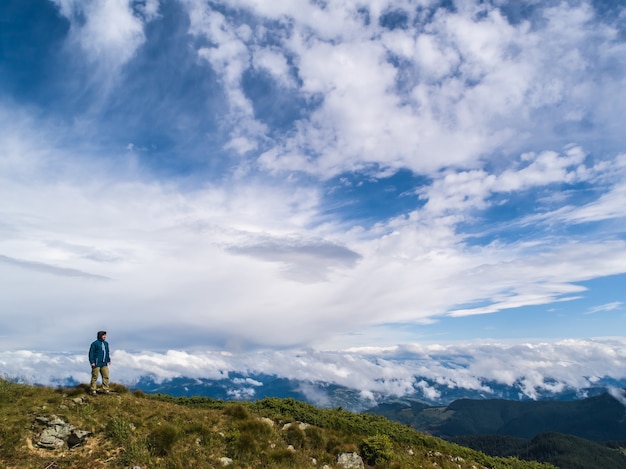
[88,330,111,395]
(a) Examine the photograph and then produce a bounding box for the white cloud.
[2,339,626,404]
[252,48,296,88]
[53,0,154,73]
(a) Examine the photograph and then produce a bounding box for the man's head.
[97,331,107,340]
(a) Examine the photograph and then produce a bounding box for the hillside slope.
[367,394,626,469]
[451,432,626,469]
[0,378,554,469]
[368,393,626,440]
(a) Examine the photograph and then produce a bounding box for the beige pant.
[90,366,110,392]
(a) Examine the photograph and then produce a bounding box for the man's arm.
[105,342,111,365]
[88,343,96,367]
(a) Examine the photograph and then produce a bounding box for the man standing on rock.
[88,330,111,395]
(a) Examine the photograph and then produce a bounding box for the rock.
[282,421,310,431]
[34,415,91,450]
[68,430,91,448]
[218,456,233,466]
[337,452,364,469]
[37,429,66,450]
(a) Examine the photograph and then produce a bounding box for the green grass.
[0,377,557,469]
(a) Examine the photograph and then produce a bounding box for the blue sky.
[1,0,626,396]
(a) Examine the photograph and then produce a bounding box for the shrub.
[105,415,134,444]
[326,436,343,454]
[238,418,272,437]
[360,434,394,466]
[284,424,306,449]
[228,429,258,461]
[305,426,325,450]
[119,435,150,467]
[76,402,97,417]
[74,383,92,395]
[46,394,63,405]
[111,382,129,393]
[267,448,297,464]
[61,386,84,397]
[223,403,249,419]
[148,424,179,456]
[186,423,213,446]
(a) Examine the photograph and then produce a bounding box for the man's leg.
[100,365,110,391]
[90,367,100,393]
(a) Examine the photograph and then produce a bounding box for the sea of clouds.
[2,338,626,406]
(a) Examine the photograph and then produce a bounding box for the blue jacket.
[89,339,111,367]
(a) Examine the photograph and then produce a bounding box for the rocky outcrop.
[337,452,364,469]
[34,415,91,450]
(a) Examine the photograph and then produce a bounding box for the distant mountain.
[132,373,372,411]
[128,372,622,411]
[366,393,626,469]
[366,392,626,441]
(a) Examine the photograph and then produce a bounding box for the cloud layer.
[2,338,626,405]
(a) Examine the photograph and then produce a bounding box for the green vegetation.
[360,434,394,465]
[452,432,626,469]
[0,377,556,468]
[370,396,626,469]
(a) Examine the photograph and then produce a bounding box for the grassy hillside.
[451,432,626,469]
[0,378,555,469]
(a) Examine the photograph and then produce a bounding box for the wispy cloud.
[586,302,623,315]
[0,254,110,280]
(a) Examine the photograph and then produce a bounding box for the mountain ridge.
[365,391,626,441]
[122,373,622,412]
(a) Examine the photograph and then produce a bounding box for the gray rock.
[34,415,91,450]
[282,421,310,431]
[37,429,66,450]
[337,452,364,469]
[68,429,91,448]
